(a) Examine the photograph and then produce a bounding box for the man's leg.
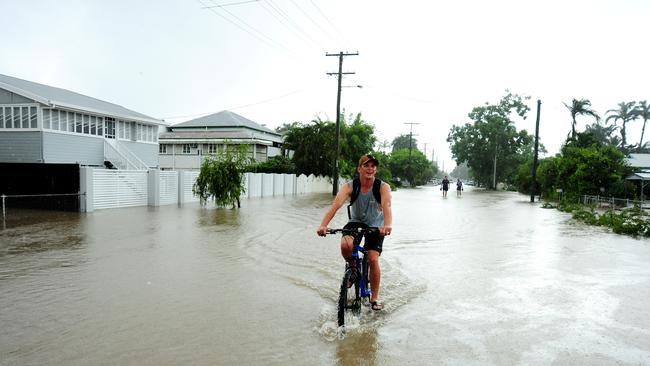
[368,250,381,302]
[340,235,354,264]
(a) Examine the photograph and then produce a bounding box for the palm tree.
[563,98,600,139]
[638,100,650,151]
[606,101,639,148]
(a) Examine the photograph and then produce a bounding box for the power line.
[308,0,349,46]
[161,88,306,121]
[257,1,318,49]
[199,0,292,54]
[261,0,323,49]
[201,0,259,8]
[288,0,339,44]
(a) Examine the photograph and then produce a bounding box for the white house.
[0,73,165,210]
[159,110,283,170]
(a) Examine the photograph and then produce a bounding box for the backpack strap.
[372,178,382,204]
[347,178,383,219]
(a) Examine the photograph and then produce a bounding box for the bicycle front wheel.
[337,268,360,327]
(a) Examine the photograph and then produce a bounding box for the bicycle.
[326,227,377,327]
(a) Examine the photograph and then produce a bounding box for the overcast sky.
[2,0,649,171]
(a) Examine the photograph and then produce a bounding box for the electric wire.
[262,0,323,49]
[161,88,307,122]
[198,0,292,55]
[288,0,339,44]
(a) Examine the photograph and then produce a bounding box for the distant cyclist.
[456,178,463,196]
[317,154,393,311]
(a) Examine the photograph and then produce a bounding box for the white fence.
[81,168,334,212]
[93,170,148,210]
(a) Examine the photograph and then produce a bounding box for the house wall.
[43,131,104,165]
[119,140,159,168]
[0,131,43,162]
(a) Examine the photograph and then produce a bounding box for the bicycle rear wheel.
[337,268,360,327]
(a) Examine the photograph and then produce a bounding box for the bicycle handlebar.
[326,227,378,235]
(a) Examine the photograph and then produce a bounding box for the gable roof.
[626,153,650,169]
[0,73,164,125]
[172,110,279,135]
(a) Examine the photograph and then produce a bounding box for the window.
[75,113,82,133]
[105,117,115,139]
[0,107,3,128]
[83,115,89,134]
[67,112,75,132]
[182,144,191,154]
[43,109,50,129]
[159,144,167,154]
[13,107,20,128]
[208,144,217,154]
[21,107,29,128]
[90,116,97,135]
[5,107,12,128]
[118,121,124,139]
[97,117,104,136]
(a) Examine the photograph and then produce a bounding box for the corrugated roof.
[0,73,164,125]
[172,110,278,135]
[626,153,650,169]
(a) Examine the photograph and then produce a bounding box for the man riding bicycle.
[317,154,393,311]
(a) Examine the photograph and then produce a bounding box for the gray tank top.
[348,180,384,227]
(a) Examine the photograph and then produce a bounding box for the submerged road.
[1,186,649,365]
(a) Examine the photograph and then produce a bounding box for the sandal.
[370,301,383,311]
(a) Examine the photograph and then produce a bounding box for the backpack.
[347,177,382,219]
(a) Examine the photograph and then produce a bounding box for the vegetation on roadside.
[542,201,650,237]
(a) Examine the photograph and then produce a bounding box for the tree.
[541,135,634,199]
[282,118,336,177]
[447,91,533,189]
[387,148,434,187]
[193,144,249,208]
[281,113,377,178]
[606,101,639,150]
[391,134,418,152]
[563,98,600,139]
[637,100,650,151]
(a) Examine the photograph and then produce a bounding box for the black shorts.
[343,222,384,254]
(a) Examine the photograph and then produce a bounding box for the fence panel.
[159,171,179,205]
[94,170,148,210]
[183,170,200,203]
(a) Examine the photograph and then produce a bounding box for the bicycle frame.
[327,227,377,300]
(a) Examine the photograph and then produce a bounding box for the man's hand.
[379,225,392,236]
[316,225,328,237]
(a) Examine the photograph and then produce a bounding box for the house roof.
[626,153,650,169]
[171,110,279,135]
[626,172,650,181]
[0,73,164,125]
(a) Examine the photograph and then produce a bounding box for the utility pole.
[423,143,428,159]
[530,100,542,203]
[404,122,419,186]
[326,51,358,195]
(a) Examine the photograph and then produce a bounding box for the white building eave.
[159,138,273,146]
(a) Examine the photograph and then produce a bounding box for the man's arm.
[379,183,392,236]
[316,183,352,236]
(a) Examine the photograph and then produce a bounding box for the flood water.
[2,186,650,365]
